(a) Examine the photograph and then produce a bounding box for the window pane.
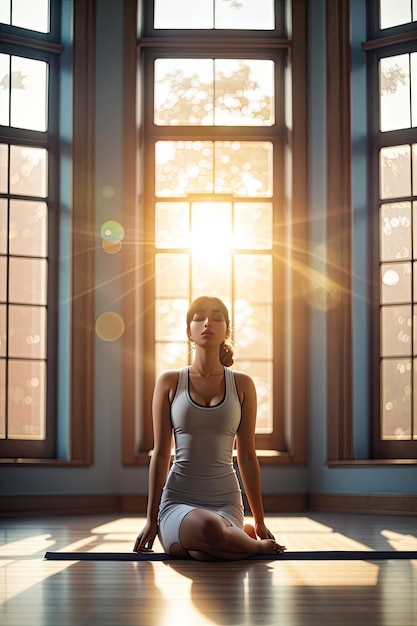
[411,54,417,127]
[0,257,6,301]
[234,301,272,359]
[155,59,274,127]
[10,146,47,197]
[234,202,273,249]
[154,59,213,126]
[190,202,232,254]
[155,297,188,341]
[380,55,410,132]
[381,262,411,304]
[8,359,46,439]
[381,305,412,356]
[381,359,412,439]
[214,60,274,126]
[2,0,50,32]
[8,305,46,359]
[214,141,273,196]
[380,202,411,261]
[235,254,272,303]
[412,145,417,194]
[238,359,273,432]
[0,145,7,193]
[154,0,274,29]
[9,200,47,257]
[155,202,190,248]
[155,202,273,251]
[0,198,7,254]
[192,253,231,297]
[380,0,412,29]
[414,360,417,438]
[10,56,48,131]
[156,342,188,378]
[0,1,9,25]
[0,54,10,126]
[155,141,213,196]
[0,304,5,357]
[154,0,214,28]
[155,140,273,197]
[215,0,274,30]
[9,258,47,305]
[155,254,189,297]
[414,302,417,351]
[380,146,411,199]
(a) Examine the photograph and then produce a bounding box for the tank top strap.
[224,367,241,406]
[171,366,188,406]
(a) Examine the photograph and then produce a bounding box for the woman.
[133,295,286,560]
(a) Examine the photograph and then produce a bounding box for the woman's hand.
[133,521,158,553]
[255,521,286,553]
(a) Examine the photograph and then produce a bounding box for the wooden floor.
[0,512,416,626]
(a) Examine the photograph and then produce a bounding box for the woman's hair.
[186,295,235,367]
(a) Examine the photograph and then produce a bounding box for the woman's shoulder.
[156,368,184,387]
[154,369,183,404]
[229,368,256,406]
[230,368,255,388]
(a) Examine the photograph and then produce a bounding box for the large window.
[367,0,417,458]
[0,0,96,464]
[127,0,308,461]
[0,0,59,458]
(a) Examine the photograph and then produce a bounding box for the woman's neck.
[189,353,224,378]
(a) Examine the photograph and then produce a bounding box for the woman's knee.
[181,510,228,545]
[201,515,227,544]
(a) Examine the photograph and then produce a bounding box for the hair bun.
[220,341,234,367]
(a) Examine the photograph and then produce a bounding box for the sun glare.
[189,202,234,256]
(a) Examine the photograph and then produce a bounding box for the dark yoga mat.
[44,550,417,562]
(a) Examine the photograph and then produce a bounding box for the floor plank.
[0,512,416,626]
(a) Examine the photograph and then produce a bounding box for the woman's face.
[188,303,229,345]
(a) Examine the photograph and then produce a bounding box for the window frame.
[325,0,353,462]
[0,17,61,459]
[365,0,417,460]
[142,0,287,39]
[122,0,308,465]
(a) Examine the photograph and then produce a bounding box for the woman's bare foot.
[258,539,286,555]
[243,523,257,539]
[244,523,286,555]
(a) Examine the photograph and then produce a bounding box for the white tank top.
[160,366,243,508]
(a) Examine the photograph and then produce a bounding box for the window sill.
[327,459,417,468]
[0,458,92,467]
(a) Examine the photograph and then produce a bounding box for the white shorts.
[157,502,244,554]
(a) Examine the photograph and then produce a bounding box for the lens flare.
[95,312,125,341]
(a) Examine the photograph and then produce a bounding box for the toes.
[273,542,285,554]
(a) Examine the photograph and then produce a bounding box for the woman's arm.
[235,372,273,538]
[133,370,176,552]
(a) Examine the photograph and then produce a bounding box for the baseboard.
[248,494,309,512]
[0,493,415,518]
[0,493,306,517]
[308,493,417,516]
[0,494,122,518]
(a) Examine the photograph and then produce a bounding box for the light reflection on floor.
[0,513,416,607]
